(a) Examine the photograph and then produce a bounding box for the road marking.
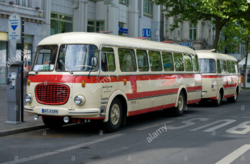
[136,121,173,131]
[226,121,250,134]
[216,144,250,164]
[176,115,196,119]
[242,117,250,119]
[1,134,124,164]
[190,119,236,132]
[168,118,209,130]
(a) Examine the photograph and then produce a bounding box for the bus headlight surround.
[74,95,85,105]
[25,94,32,103]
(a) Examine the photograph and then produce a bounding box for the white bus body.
[25,32,202,132]
[196,50,241,106]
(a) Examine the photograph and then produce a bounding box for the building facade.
[0,0,161,85]
[162,12,214,50]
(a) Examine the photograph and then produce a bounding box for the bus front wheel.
[42,117,63,130]
[103,98,123,133]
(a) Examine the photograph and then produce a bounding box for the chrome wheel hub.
[111,104,120,125]
[178,95,184,112]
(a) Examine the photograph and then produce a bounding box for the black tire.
[214,91,222,107]
[171,92,186,117]
[227,89,238,103]
[42,118,63,129]
[103,98,123,133]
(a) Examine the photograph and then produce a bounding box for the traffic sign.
[142,29,151,38]
[8,13,21,40]
[179,43,192,47]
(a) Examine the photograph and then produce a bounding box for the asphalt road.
[1,90,250,164]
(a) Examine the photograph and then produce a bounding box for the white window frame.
[144,0,153,17]
[189,24,197,40]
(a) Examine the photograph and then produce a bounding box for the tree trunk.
[244,38,249,88]
[213,18,222,52]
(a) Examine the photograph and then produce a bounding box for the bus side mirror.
[91,57,98,67]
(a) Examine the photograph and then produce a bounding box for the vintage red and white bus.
[24,32,202,132]
[196,50,241,106]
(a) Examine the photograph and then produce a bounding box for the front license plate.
[42,109,58,114]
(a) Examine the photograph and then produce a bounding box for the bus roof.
[196,50,238,61]
[38,32,195,54]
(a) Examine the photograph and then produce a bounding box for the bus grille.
[35,84,70,105]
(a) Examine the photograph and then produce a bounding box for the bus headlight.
[74,95,85,105]
[25,94,32,103]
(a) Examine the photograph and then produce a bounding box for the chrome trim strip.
[68,112,99,114]
[24,108,33,111]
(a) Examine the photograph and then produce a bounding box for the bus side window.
[227,61,231,73]
[162,52,174,71]
[230,61,235,73]
[174,53,184,71]
[118,48,137,72]
[137,50,149,71]
[192,55,199,71]
[217,60,221,73]
[223,61,227,73]
[101,47,115,72]
[149,51,162,71]
[184,54,193,71]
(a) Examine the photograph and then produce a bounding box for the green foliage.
[217,20,250,55]
[155,0,250,49]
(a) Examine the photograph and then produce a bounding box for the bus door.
[100,48,117,99]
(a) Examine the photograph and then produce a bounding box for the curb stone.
[0,124,46,137]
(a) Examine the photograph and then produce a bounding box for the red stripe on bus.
[208,94,234,100]
[128,103,176,116]
[202,75,239,78]
[187,98,201,104]
[28,74,201,83]
[126,88,178,100]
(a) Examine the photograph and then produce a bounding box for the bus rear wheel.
[103,98,123,133]
[42,117,63,130]
[214,91,222,106]
[227,89,238,103]
[171,92,186,117]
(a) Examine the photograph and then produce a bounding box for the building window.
[50,12,73,35]
[15,0,20,5]
[119,0,128,5]
[173,19,177,39]
[208,29,211,45]
[118,22,124,36]
[180,23,183,40]
[165,17,168,37]
[87,20,105,32]
[15,0,31,7]
[144,0,153,16]
[189,24,197,40]
[201,22,205,39]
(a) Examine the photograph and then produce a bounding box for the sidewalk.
[0,85,45,137]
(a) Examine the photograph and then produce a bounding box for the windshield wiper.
[60,60,73,74]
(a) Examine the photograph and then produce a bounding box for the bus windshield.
[199,59,216,73]
[56,44,99,72]
[33,45,58,71]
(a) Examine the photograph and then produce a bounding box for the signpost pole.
[21,18,24,122]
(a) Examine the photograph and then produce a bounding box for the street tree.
[155,0,250,51]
